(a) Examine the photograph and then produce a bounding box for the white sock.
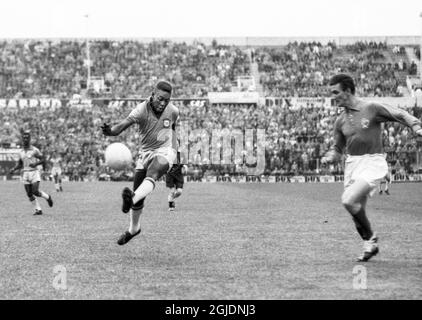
[173,188,182,199]
[168,189,175,202]
[39,191,49,200]
[55,183,59,191]
[129,208,143,235]
[31,198,42,211]
[132,178,155,204]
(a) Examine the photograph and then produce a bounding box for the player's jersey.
[19,146,42,172]
[332,101,421,156]
[51,157,62,168]
[127,100,179,153]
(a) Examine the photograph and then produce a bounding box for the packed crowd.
[1,39,421,180]
[256,41,412,97]
[179,101,422,177]
[1,101,421,180]
[1,39,419,99]
[0,39,249,99]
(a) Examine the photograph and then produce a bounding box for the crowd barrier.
[3,174,422,183]
[186,175,343,183]
[185,174,422,183]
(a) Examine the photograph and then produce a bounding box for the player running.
[50,152,64,192]
[9,131,54,215]
[101,81,179,245]
[166,151,185,212]
[322,74,422,262]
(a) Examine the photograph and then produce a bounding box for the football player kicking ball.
[322,74,422,262]
[9,131,53,215]
[166,152,185,212]
[101,81,179,245]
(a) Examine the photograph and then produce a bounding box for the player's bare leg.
[53,174,63,192]
[173,188,183,199]
[128,208,143,234]
[32,181,53,208]
[117,208,142,245]
[341,179,378,261]
[168,187,176,211]
[119,157,169,244]
[119,156,170,245]
[118,169,146,245]
[384,175,391,195]
[25,184,42,215]
[54,174,60,192]
[168,187,183,211]
[125,156,169,210]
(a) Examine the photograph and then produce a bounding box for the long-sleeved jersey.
[331,100,421,156]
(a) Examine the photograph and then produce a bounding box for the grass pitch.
[0,180,421,299]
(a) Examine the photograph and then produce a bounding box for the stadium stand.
[1,39,421,181]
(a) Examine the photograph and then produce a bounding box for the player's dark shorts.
[166,171,184,189]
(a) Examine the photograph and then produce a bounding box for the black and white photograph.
[0,0,421,306]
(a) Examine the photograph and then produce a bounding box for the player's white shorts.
[135,147,177,171]
[22,170,41,185]
[344,153,388,196]
[51,167,62,176]
[381,171,392,182]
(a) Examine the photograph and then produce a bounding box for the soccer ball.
[104,143,133,170]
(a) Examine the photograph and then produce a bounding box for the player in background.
[9,131,54,215]
[378,163,391,195]
[322,74,422,262]
[166,151,185,211]
[50,152,64,192]
[101,81,179,245]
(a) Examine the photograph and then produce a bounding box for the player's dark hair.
[329,73,355,95]
[156,81,172,94]
[21,130,30,137]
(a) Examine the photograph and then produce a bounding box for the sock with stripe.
[39,190,49,200]
[132,177,155,204]
[168,189,175,202]
[128,208,143,235]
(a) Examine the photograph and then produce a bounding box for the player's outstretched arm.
[101,118,133,136]
[375,103,422,134]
